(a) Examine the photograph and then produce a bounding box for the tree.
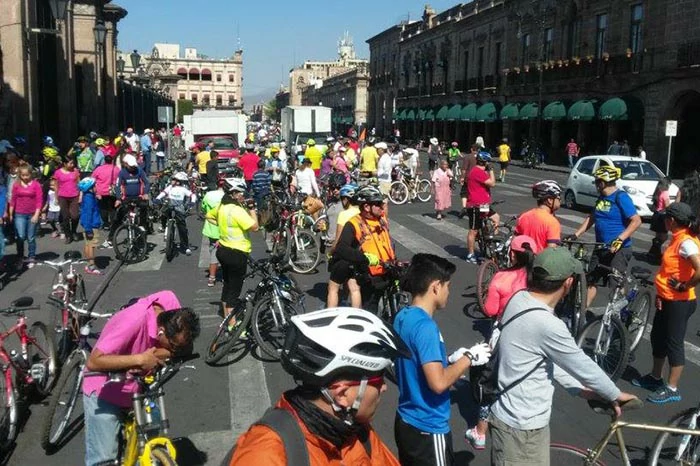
[177,99,193,123]
[263,99,278,120]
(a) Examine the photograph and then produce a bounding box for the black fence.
[117,81,174,132]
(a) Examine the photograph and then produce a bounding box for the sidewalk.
[508,159,571,175]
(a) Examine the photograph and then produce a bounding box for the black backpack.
[469,307,547,406]
[220,407,372,466]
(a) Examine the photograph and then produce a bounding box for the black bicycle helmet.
[327,172,347,190]
[353,185,384,204]
[532,180,563,200]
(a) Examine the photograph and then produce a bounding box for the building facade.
[367,0,700,175]
[0,0,149,151]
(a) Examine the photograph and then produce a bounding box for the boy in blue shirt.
[78,178,103,275]
[393,253,491,466]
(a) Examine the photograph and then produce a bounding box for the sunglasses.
[370,203,385,209]
[330,374,385,390]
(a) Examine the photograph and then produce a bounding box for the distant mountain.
[243,88,277,108]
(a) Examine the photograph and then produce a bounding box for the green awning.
[543,101,567,121]
[460,103,478,122]
[397,109,407,121]
[425,108,436,121]
[519,103,539,120]
[418,108,427,120]
[599,97,642,121]
[332,116,339,123]
[476,102,499,122]
[568,100,596,121]
[343,117,353,124]
[436,105,450,121]
[405,109,417,121]
[500,103,520,121]
[447,104,462,121]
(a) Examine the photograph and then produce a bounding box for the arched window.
[188,68,200,80]
[177,67,188,80]
[201,69,212,81]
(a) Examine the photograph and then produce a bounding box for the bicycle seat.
[11,296,33,308]
[630,266,652,281]
[64,250,82,261]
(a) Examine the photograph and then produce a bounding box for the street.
[3,163,700,465]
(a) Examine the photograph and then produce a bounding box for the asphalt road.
[5,163,700,465]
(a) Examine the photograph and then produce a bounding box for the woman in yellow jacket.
[633,202,700,404]
[206,178,259,317]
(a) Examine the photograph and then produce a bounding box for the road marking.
[123,233,165,272]
[407,214,466,243]
[198,235,211,268]
[390,219,454,258]
[640,324,700,368]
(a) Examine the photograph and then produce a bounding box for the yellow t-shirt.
[498,144,511,162]
[196,151,212,174]
[336,206,360,228]
[208,203,255,252]
[345,148,357,167]
[305,146,323,170]
[360,147,378,172]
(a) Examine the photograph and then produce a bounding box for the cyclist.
[82,291,200,466]
[155,171,196,256]
[72,136,96,179]
[447,141,461,173]
[464,150,499,264]
[566,165,642,305]
[304,138,323,177]
[359,139,379,178]
[227,307,408,465]
[201,179,226,287]
[108,153,150,246]
[206,178,259,319]
[514,180,563,251]
[496,138,510,183]
[327,183,360,307]
[332,185,395,309]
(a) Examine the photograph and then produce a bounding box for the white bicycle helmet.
[172,171,189,182]
[223,177,247,193]
[532,180,562,200]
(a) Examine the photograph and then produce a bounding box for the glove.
[465,343,492,367]
[448,347,468,364]
[364,253,380,266]
[245,199,257,210]
[668,277,689,291]
[562,234,578,242]
[610,237,623,254]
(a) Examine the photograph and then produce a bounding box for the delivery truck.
[280,106,332,154]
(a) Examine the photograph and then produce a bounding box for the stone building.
[0,0,146,151]
[367,1,700,175]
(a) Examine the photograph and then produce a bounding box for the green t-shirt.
[201,189,225,239]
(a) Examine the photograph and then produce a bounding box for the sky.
[115,0,462,105]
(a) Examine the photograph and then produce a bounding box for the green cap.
[533,247,583,281]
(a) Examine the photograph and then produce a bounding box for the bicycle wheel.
[415,179,432,202]
[252,296,301,360]
[388,181,408,205]
[164,220,176,262]
[562,272,588,340]
[52,306,76,365]
[649,407,700,465]
[28,321,59,397]
[149,446,178,465]
[0,368,18,450]
[550,443,604,465]
[476,260,499,315]
[289,229,321,274]
[577,315,630,381]
[205,302,251,365]
[271,228,290,261]
[113,224,147,264]
[40,350,86,452]
[624,290,651,353]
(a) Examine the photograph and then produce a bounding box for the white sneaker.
[185,248,192,256]
[101,240,112,248]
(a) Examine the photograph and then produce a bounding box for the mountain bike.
[388,167,431,205]
[0,297,58,449]
[474,213,517,315]
[268,197,322,274]
[113,199,149,264]
[40,302,112,452]
[649,400,700,464]
[84,354,198,466]
[576,264,653,381]
[157,199,190,262]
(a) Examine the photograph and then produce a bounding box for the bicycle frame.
[121,386,177,466]
[0,313,49,385]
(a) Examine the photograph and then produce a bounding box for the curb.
[86,259,123,312]
[510,161,571,174]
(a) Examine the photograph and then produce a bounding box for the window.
[216,95,222,106]
[595,14,608,58]
[179,93,185,100]
[203,94,210,106]
[229,95,235,106]
[521,34,530,67]
[191,94,198,105]
[576,158,596,175]
[228,74,234,83]
[216,74,222,82]
[477,46,484,79]
[566,19,581,57]
[494,42,502,76]
[462,50,469,82]
[543,28,553,61]
[630,4,643,53]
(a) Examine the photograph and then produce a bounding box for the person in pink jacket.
[91,155,119,230]
[8,165,43,269]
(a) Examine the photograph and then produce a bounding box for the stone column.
[71,1,99,135]
[56,3,77,147]
[103,21,118,133]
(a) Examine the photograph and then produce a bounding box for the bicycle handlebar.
[561,239,608,248]
[0,305,41,315]
[67,303,113,319]
[587,398,643,418]
[37,258,88,269]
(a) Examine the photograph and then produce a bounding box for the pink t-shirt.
[655,190,670,212]
[53,168,80,198]
[10,180,43,215]
[566,142,579,156]
[466,166,491,207]
[92,164,119,196]
[484,268,528,319]
[82,291,182,407]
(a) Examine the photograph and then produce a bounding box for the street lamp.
[93,21,107,49]
[130,49,141,72]
[117,56,125,76]
[47,0,69,22]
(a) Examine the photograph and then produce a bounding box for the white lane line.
[123,233,165,272]
[390,219,454,258]
[407,214,466,243]
[640,324,700,368]
[198,235,210,268]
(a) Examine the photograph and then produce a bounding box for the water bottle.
[609,297,629,315]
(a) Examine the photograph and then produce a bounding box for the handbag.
[108,165,118,197]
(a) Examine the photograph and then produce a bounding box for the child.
[155,171,196,255]
[250,159,271,206]
[78,177,103,275]
[43,179,62,238]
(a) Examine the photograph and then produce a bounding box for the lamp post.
[93,21,107,130]
[117,56,126,129]
[130,49,141,74]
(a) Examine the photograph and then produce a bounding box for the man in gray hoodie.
[489,247,638,465]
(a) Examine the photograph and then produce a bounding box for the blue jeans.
[83,392,122,466]
[14,213,37,259]
[156,156,165,172]
[142,151,152,174]
[568,154,574,168]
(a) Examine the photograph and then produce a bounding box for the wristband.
[465,351,475,362]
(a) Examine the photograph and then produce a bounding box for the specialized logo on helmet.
[340,355,382,369]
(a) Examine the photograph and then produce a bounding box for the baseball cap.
[375,142,388,150]
[123,154,138,167]
[533,247,583,281]
[511,235,539,254]
[663,202,694,224]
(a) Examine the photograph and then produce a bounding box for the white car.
[564,155,678,218]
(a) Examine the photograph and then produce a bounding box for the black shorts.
[428,159,437,171]
[394,414,454,466]
[460,183,468,198]
[499,161,509,170]
[328,259,355,284]
[465,206,496,230]
[650,299,697,366]
[650,211,667,234]
[587,248,632,286]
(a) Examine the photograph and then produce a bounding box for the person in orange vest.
[331,185,395,307]
[633,202,700,404]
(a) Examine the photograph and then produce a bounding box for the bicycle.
[40,302,112,452]
[0,297,58,449]
[576,264,653,381]
[387,166,432,205]
[473,214,517,315]
[84,354,198,465]
[157,199,191,262]
[268,196,322,274]
[649,400,700,464]
[113,199,150,264]
[550,398,700,465]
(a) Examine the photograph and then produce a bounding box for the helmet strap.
[320,377,368,426]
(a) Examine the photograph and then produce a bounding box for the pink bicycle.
[0,296,58,449]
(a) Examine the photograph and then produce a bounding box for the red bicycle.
[0,297,58,449]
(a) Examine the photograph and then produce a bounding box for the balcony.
[453,79,464,93]
[678,41,700,68]
[432,83,446,95]
[467,77,479,92]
